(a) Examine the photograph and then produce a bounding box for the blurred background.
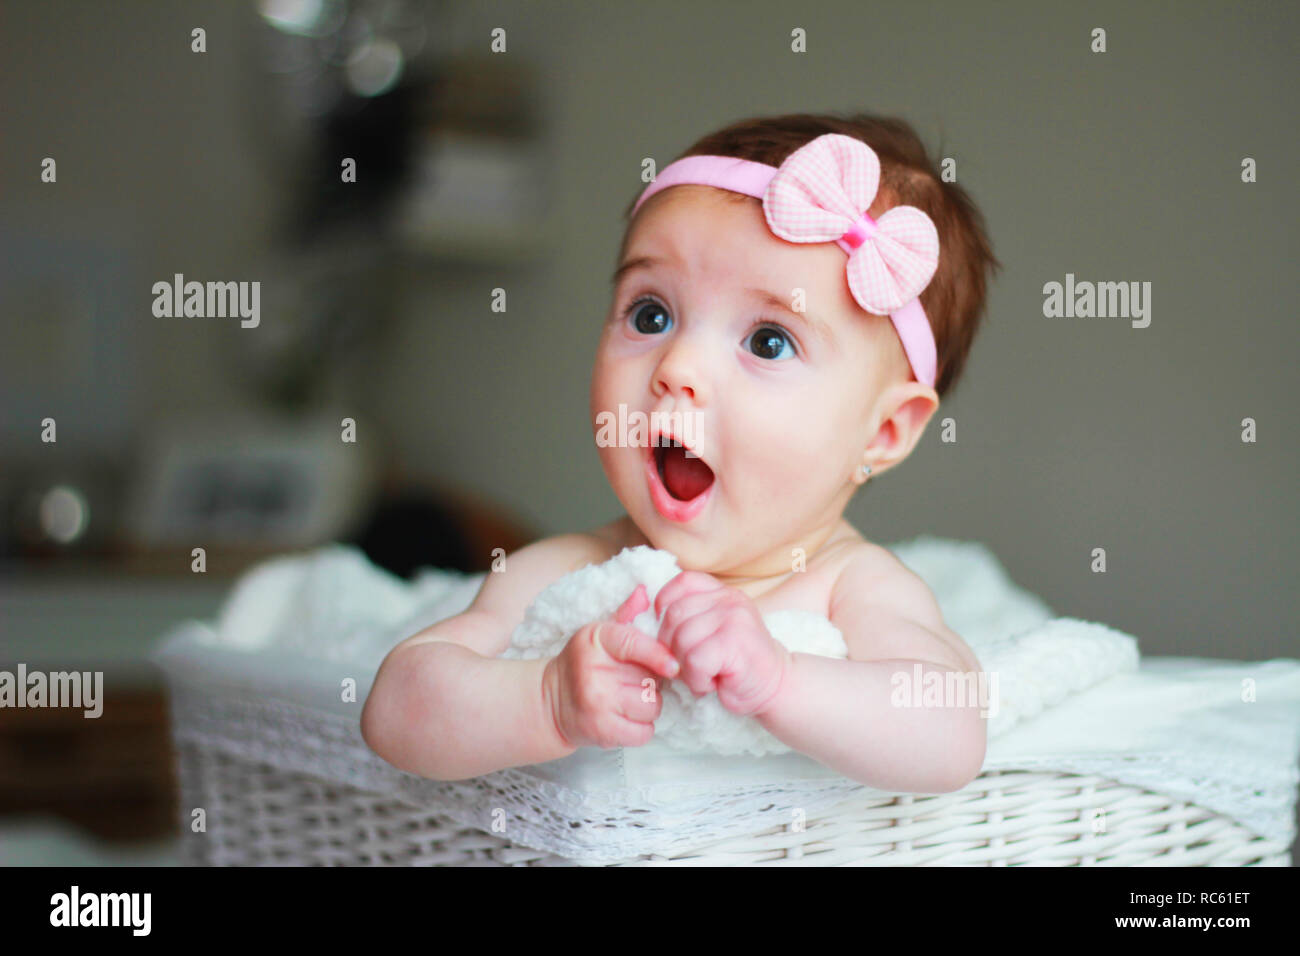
[1,0,1295,864]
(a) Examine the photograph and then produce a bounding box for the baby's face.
[590,186,914,572]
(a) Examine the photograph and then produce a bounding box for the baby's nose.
[653,344,704,402]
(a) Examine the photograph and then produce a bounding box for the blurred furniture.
[0,576,228,841]
[0,690,175,841]
[0,485,534,843]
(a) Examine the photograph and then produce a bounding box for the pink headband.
[631,133,940,387]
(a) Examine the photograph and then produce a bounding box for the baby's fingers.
[595,622,679,680]
[613,583,650,624]
[617,679,663,724]
[654,570,724,619]
[602,715,655,749]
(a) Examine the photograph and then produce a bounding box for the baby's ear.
[896,389,940,437]
[868,387,940,472]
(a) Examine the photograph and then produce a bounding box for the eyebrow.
[611,256,836,345]
[748,289,836,345]
[610,255,662,285]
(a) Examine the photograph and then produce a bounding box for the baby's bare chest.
[745,557,849,620]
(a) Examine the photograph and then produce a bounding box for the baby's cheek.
[589,374,622,431]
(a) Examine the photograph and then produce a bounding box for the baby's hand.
[654,572,792,718]
[544,584,679,750]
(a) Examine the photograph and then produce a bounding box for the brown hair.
[619,112,1001,399]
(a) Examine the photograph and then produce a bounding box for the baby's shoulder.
[828,539,980,671]
[469,531,616,621]
[828,537,927,607]
[496,531,615,588]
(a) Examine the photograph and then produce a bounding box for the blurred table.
[0,572,233,842]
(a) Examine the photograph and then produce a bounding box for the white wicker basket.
[156,628,1292,867]
[172,743,1290,866]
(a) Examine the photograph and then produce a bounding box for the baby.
[362,112,1001,794]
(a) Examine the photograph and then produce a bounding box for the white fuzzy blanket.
[212,535,1136,754]
[500,544,1137,755]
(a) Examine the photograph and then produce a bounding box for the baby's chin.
[624,513,701,562]
[626,516,736,572]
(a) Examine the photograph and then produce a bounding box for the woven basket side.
[170,743,1290,867]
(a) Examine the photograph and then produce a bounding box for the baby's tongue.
[663,446,714,500]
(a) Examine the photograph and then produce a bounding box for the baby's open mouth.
[654,438,716,502]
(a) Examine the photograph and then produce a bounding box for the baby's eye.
[745,325,796,361]
[627,298,671,335]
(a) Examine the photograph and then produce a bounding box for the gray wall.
[4,0,1295,662]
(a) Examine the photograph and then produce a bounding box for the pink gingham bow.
[762,134,939,316]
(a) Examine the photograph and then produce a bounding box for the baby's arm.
[360,534,608,780]
[754,550,987,793]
